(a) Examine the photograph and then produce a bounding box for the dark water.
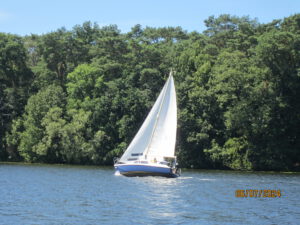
[0,164,299,225]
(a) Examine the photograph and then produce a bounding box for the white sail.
[146,75,177,160]
[119,74,177,162]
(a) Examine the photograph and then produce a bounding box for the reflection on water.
[0,164,299,225]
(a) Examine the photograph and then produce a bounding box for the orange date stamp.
[235,189,281,198]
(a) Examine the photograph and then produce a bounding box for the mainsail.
[119,74,177,162]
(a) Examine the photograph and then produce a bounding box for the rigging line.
[144,73,172,159]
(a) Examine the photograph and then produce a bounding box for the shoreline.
[1,161,299,174]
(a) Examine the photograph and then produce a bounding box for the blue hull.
[115,164,179,178]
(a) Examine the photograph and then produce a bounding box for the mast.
[144,72,172,159]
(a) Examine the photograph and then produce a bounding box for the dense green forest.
[1,14,299,171]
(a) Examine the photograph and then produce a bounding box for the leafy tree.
[37,28,70,85]
[0,33,33,160]
[6,85,66,162]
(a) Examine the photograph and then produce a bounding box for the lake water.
[0,163,299,225]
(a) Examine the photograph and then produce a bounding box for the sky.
[1,0,299,35]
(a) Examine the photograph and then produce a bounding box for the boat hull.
[115,164,180,178]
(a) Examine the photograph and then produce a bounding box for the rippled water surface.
[0,163,299,224]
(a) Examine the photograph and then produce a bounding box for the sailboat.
[114,72,181,178]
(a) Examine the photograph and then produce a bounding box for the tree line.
[1,14,299,171]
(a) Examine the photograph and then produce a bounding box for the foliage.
[1,15,300,171]
[0,33,33,160]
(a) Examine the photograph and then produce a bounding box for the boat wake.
[198,178,216,181]
[179,177,193,179]
[178,177,216,181]
[114,170,121,176]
